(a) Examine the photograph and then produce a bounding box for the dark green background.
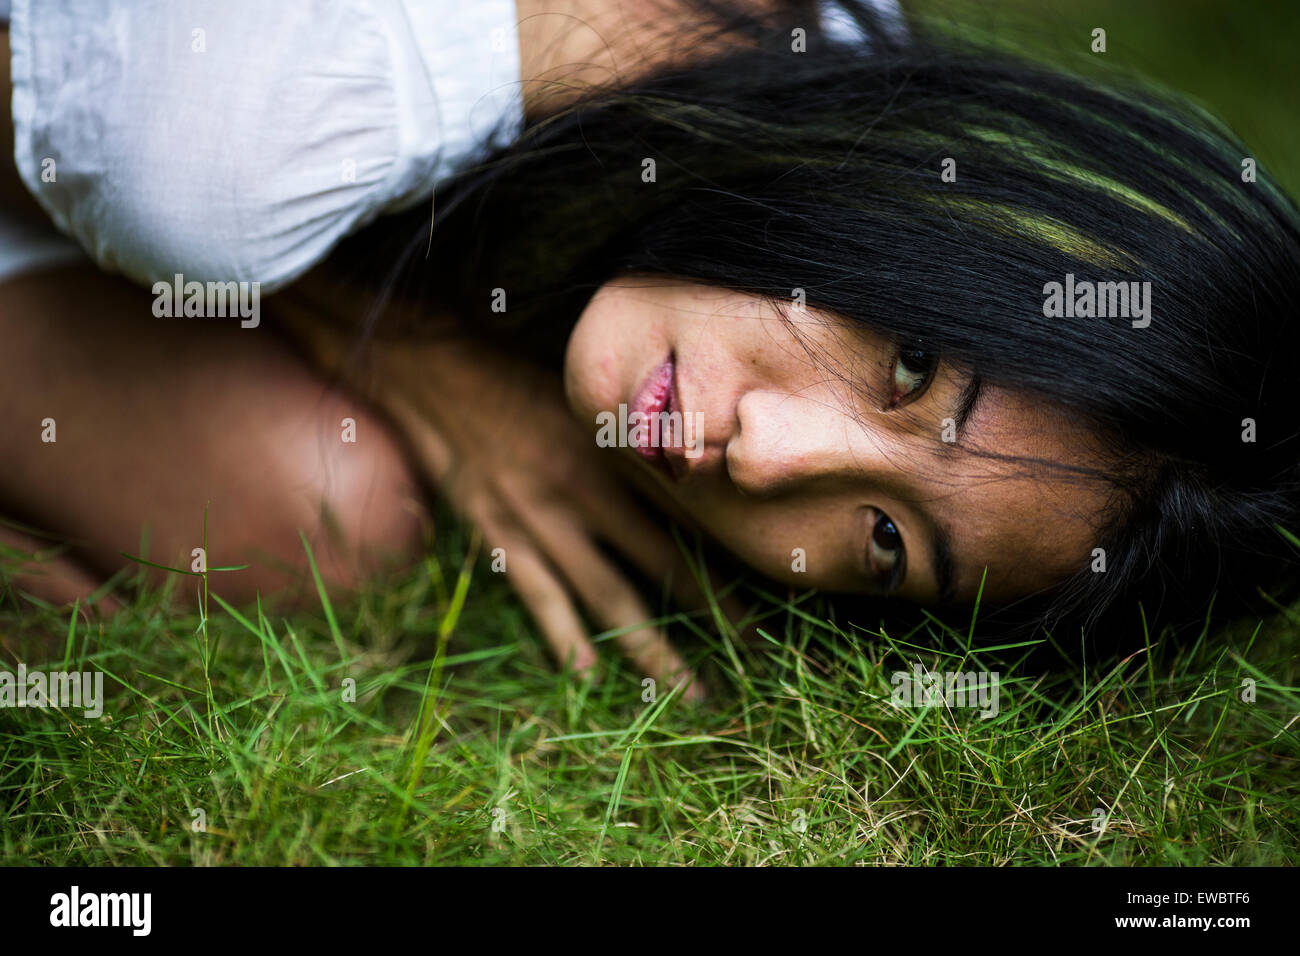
[910,0,1299,197]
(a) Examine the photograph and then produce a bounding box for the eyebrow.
[953,373,984,443]
[926,372,983,604]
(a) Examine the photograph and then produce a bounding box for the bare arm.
[514,0,804,122]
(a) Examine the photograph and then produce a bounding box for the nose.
[725,388,894,496]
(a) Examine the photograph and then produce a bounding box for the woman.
[2,1,1297,695]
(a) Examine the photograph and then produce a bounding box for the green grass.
[2,515,1296,866]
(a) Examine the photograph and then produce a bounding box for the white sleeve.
[9,0,523,293]
[820,0,907,46]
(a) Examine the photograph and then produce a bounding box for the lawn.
[2,507,1296,865]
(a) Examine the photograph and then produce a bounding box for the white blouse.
[8,0,898,292]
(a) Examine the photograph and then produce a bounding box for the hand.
[273,279,726,700]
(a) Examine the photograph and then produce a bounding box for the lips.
[630,354,679,480]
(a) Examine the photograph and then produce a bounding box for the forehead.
[924,383,1112,601]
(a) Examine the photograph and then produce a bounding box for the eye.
[888,345,938,409]
[868,509,906,590]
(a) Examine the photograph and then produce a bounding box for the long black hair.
[336,0,1300,640]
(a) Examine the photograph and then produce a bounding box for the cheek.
[679,496,859,589]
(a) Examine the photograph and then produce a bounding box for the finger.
[462,489,599,674]
[383,392,455,484]
[387,399,600,674]
[494,472,704,701]
[574,479,754,641]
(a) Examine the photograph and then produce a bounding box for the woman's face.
[564,275,1112,605]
